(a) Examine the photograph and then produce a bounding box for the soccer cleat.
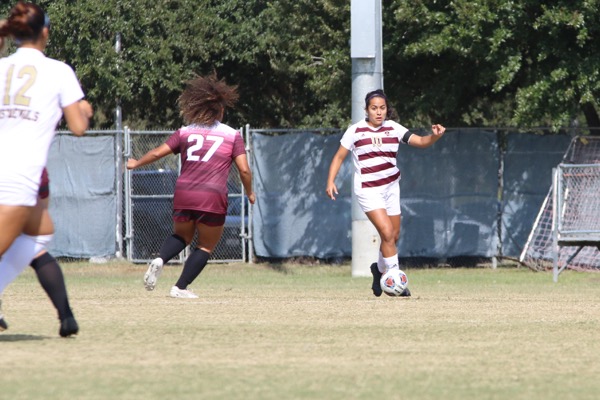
[144,258,164,291]
[0,299,7,332]
[370,263,383,297]
[399,287,411,297]
[59,316,79,337]
[169,286,199,299]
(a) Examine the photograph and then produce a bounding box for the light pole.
[350,0,384,277]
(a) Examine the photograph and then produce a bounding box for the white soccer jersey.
[0,48,84,205]
[340,119,413,194]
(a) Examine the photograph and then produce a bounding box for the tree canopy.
[1,0,598,132]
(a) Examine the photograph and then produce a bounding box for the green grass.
[1,262,599,400]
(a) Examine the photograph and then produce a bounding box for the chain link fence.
[123,128,250,264]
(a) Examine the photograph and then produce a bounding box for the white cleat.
[144,258,164,291]
[169,286,199,299]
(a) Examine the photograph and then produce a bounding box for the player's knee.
[30,251,56,270]
[34,234,54,255]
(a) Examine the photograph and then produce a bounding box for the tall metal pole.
[350,1,384,277]
[115,32,124,259]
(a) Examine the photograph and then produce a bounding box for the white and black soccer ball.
[380,269,408,296]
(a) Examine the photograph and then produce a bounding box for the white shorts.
[0,174,39,207]
[356,183,401,215]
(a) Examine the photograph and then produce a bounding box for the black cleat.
[59,317,79,337]
[0,299,7,331]
[399,287,411,297]
[370,263,383,297]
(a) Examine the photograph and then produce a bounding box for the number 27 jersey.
[165,122,246,214]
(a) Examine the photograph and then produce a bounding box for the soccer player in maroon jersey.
[127,74,255,298]
[326,89,445,297]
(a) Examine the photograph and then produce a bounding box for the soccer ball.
[380,269,408,296]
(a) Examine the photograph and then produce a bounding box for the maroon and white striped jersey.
[165,122,246,214]
[340,119,413,193]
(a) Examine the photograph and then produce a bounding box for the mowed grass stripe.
[1,262,598,400]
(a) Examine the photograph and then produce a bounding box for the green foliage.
[0,0,351,129]
[384,0,600,130]
[1,0,598,131]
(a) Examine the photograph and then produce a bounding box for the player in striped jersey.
[127,74,255,298]
[326,89,445,297]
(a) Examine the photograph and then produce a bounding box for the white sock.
[377,251,385,273]
[383,254,399,273]
[34,234,53,255]
[0,234,53,295]
[0,234,37,294]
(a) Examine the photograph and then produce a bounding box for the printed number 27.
[187,134,224,162]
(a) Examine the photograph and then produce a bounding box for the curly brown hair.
[178,73,239,126]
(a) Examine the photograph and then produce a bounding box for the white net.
[520,136,600,272]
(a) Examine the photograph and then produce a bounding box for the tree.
[5,0,351,130]
[383,0,600,132]
[2,1,598,131]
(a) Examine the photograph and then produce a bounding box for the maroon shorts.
[39,168,50,199]
[172,209,226,227]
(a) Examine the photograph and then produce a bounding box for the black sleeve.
[401,131,413,144]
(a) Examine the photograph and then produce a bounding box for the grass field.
[1,261,599,400]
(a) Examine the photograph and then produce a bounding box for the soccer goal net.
[520,136,600,277]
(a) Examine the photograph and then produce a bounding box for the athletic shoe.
[370,263,382,297]
[400,287,411,297]
[59,316,79,337]
[144,258,164,291]
[169,286,198,299]
[0,299,7,332]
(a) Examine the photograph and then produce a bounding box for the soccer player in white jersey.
[0,2,92,257]
[326,89,445,297]
[0,2,92,334]
[0,169,80,336]
[127,74,255,298]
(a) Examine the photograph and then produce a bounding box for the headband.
[365,92,387,104]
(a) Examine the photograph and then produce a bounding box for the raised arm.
[408,124,446,148]
[127,143,173,170]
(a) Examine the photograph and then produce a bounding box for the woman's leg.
[172,223,224,295]
[0,205,31,256]
[144,220,195,291]
[366,208,397,258]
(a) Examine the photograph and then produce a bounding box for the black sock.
[30,252,74,321]
[175,249,210,289]
[159,234,187,263]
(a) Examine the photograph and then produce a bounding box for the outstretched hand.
[126,159,138,170]
[432,124,446,136]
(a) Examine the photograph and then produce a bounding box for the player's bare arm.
[127,144,173,169]
[326,145,349,200]
[63,100,93,136]
[234,154,256,205]
[408,124,446,148]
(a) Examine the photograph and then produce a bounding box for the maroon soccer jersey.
[165,123,246,214]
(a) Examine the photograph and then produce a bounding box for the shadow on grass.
[0,334,50,342]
